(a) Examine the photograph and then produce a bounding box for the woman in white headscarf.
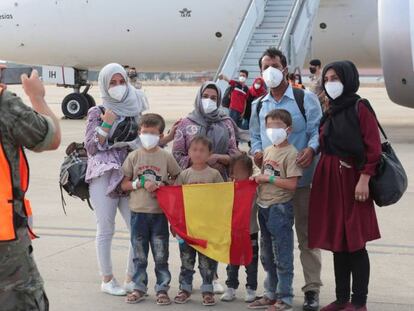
[84,63,142,296]
[84,63,155,296]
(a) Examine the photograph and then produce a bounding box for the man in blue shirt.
[248,48,323,311]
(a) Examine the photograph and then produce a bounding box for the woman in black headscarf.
[308,61,382,311]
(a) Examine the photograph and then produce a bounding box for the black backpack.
[59,142,93,214]
[255,87,306,122]
[222,85,234,108]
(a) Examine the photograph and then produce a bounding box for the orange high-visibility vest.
[0,140,34,241]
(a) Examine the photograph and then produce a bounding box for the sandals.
[202,292,216,306]
[174,290,191,304]
[125,290,146,304]
[248,296,277,309]
[156,291,171,306]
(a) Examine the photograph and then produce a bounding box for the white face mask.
[139,134,160,150]
[266,128,288,146]
[262,66,284,89]
[108,85,127,101]
[201,98,217,114]
[325,81,344,100]
[254,83,261,90]
[239,76,247,83]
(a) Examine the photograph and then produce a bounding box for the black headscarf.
[320,61,366,168]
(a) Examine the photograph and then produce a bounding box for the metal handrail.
[214,0,267,83]
[278,0,304,53]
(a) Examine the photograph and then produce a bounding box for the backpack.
[222,85,234,108]
[59,142,93,214]
[256,87,306,122]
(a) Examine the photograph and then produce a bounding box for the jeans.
[229,108,243,128]
[130,212,171,293]
[259,202,294,306]
[225,233,259,290]
[178,242,218,293]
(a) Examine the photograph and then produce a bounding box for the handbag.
[359,100,408,206]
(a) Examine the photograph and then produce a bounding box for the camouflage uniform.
[309,75,328,111]
[0,90,55,311]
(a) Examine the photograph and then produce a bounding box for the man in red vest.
[0,64,61,311]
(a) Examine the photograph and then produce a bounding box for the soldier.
[0,65,61,311]
[128,67,142,89]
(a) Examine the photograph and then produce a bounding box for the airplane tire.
[84,93,96,108]
[61,93,89,119]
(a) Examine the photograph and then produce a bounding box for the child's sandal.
[202,292,216,306]
[125,290,146,304]
[174,290,191,304]
[156,291,171,305]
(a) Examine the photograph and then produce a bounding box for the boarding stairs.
[216,0,320,88]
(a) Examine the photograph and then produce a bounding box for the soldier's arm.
[20,70,61,151]
[2,91,58,152]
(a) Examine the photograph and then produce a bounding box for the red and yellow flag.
[157,180,257,266]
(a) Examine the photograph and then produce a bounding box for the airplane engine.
[379,0,414,109]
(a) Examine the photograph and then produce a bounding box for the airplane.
[0,0,412,119]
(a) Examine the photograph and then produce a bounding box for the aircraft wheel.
[61,93,89,119]
[84,93,96,108]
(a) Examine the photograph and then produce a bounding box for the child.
[121,113,182,305]
[221,153,259,303]
[173,135,224,307]
[248,109,302,311]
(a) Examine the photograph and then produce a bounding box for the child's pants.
[225,233,259,290]
[178,242,218,294]
[130,212,171,293]
[258,201,295,306]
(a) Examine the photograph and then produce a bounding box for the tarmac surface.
[7,84,414,310]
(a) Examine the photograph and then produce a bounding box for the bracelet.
[96,127,108,138]
[131,179,138,190]
[269,175,276,184]
[140,175,146,188]
[101,122,113,129]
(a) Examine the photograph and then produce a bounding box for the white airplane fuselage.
[0,0,380,71]
[0,0,413,112]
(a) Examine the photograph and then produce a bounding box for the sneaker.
[213,280,225,294]
[248,296,277,309]
[273,300,293,311]
[101,278,127,296]
[221,288,236,302]
[321,301,353,311]
[245,288,257,303]
[303,291,320,311]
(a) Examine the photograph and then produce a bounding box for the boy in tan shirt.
[121,114,181,305]
[249,109,302,311]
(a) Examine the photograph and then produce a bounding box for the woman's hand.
[160,119,181,145]
[101,109,117,125]
[208,154,220,166]
[355,174,371,202]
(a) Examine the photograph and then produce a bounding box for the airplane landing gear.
[59,70,96,119]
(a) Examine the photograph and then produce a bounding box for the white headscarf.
[98,63,148,117]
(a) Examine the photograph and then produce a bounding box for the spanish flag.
[157,180,257,266]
